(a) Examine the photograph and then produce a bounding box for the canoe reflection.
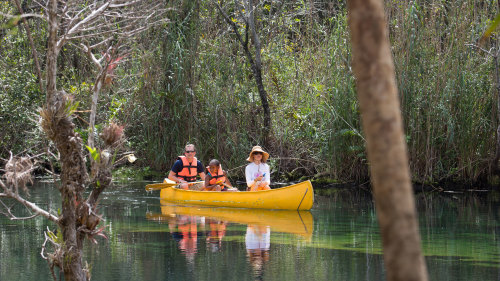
[147,204,314,239]
[146,204,314,269]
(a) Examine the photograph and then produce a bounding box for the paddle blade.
[145,179,205,191]
[145,182,177,191]
[145,178,177,191]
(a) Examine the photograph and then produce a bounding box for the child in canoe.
[203,159,236,191]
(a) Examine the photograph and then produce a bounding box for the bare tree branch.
[60,2,111,47]
[0,199,39,220]
[0,12,47,20]
[465,43,497,56]
[0,180,59,223]
[56,0,169,50]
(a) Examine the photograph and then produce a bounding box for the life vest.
[208,166,226,186]
[176,156,198,182]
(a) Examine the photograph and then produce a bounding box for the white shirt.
[245,162,271,188]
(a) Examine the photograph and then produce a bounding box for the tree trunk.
[44,1,88,280]
[13,0,44,92]
[347,1,428,281]
[46,0,58,104]
[215,0,272,145]
[246,0,271,143]
[88,74,104,150]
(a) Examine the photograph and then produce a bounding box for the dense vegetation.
[1,0,498,186]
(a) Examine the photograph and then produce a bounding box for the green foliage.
[389,0,497,183]
[64,100,80,117]
[2,0,499,186]
[85,145,100,163]
[0,3,45,157]
[481,13,500,42]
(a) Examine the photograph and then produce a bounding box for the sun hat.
[246,146,270,162]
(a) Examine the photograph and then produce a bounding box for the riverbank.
[109,166,500,193]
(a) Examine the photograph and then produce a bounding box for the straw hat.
[246,146,270,162]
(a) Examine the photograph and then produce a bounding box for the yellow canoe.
[157,180,314,210]
[146,204,314,239]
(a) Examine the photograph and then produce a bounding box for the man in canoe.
[203,159,234,191]
[245,146,271,191]
[168,144,206,190]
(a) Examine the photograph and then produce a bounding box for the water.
[1,181,499,280]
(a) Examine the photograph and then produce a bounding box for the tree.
[214,0,272,145]
[0,1,167,280]
[347,0,428,280]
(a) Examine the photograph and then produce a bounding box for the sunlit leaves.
[86,145,100,163]
[480,14,500,44]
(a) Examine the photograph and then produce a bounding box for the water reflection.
[167,214,202,265]
[4,182,500,281]
[146,204,313,277]
[206,219,227,253]
[246,224,270,279]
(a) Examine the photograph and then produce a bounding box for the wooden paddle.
[145,180,204,191]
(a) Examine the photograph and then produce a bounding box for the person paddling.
[245,146,271,191]
[203,159,233,191]
[168,144,205,190]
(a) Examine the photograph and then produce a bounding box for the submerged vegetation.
[1,0,499,187]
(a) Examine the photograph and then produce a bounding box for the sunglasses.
[253,152,263,155]
[185,150,195,153]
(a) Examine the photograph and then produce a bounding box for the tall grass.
[2,0,498,185]
[124,0,498,184]
[390,0,496,183]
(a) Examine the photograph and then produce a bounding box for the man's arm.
[197,161,206,180]
[168,160,186,183]
[168,170,186,184]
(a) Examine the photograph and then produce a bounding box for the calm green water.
[1,181,499,280]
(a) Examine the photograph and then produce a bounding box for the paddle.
[145,179,204,191]
[215,181,239,191]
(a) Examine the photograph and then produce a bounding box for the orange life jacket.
[176,156,198,182]
[208,166,226,185]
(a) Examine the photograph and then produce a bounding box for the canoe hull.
[159,180,314,210]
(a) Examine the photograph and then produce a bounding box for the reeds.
[2,0,498,185]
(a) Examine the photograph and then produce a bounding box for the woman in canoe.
[203,159,234,191]
[245,146,271,191]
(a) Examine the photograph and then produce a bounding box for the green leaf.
[338,129,356,137]
[85,145,100,162]
[64,100,80,116]
[481,14,500,43]
[1,15,21,30]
